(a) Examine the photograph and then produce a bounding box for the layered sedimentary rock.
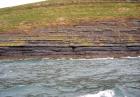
[0,19,140,58]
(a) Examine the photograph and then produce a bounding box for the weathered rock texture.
[0,19,140,58]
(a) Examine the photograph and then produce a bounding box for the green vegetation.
[0,0,139,46]
[0,1,139,32]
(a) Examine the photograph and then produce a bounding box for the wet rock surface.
[0,20,140,58]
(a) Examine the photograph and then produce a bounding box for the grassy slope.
[0,0,139,32]
[0,0,139,46]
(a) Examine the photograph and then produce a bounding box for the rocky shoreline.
[0,47,139,59]
[0,19,140,59]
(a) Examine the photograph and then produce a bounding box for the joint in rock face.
[69,46,76,52]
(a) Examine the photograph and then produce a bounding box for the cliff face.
[0,0,140,59]
[0,19,140,58]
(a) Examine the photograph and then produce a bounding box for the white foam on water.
[0,56,140,62]
[78,90,115,97]
[42,57,115,61]
[64,57,115,60]
[72,57,115,60]
[42,56,140,61]
[0,0,46,8]
[122,56,140,59]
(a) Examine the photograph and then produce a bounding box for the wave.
[42,56,140,61]
[79,90,115,97]
[78,85,140,97]
[122,56,140,59]
[42,57,115,61]
[1,56,140,62]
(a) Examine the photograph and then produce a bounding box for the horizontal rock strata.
[0,19,140,58]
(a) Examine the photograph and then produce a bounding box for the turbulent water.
[0,57,140,97]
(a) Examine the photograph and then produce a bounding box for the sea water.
[0,57,140,97]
